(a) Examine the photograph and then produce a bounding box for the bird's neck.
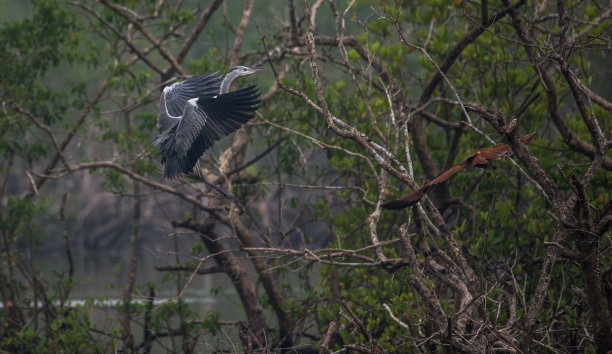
[219,71,239,94]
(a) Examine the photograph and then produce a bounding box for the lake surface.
[30,230,252,351]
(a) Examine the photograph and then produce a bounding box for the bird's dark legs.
[201,176,240,203]
[195,161,240,203]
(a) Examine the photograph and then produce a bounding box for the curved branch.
[175,0,224,66]
[405,0,527,180]
[99,0,185,76]
[46,160,223,213]
[501,0,612,171]
[229,0,255,68]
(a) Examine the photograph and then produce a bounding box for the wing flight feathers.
[163,72,222,118]
[155,83,260,180]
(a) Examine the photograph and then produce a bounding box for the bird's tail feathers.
[156,133,187,179]
[381,198,417,210]
[381,188,426,210]
[162,153,185,179]
[163,147,240,203]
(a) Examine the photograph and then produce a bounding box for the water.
[28,232,249,351]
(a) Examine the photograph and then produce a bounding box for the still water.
[32,229,251,351]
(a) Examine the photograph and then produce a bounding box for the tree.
[1,0,611,352]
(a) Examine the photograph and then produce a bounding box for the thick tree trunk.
[177,219,268,344]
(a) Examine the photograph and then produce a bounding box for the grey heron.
[153,66,263,201]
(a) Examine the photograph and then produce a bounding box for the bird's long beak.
[248,67,265,73]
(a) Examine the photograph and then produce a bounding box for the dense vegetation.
[1,0,611,352]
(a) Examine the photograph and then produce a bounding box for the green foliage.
[2,307,104,353]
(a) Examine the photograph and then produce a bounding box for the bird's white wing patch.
[163,82,176,93]
[162,73,222,118]
[161,90,181,119]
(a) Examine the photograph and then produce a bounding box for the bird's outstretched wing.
[381,132,536,210]
[167,85,260,178]
[467,144,512,167]
[157,72,222,133]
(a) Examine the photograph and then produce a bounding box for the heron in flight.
[153,66,263,201]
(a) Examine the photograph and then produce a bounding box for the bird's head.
[229,65,265,76]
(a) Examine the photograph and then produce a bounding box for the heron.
[153,66,263,201]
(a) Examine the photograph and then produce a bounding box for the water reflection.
[34,233,247,321]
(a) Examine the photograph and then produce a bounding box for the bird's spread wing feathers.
[468,144,511,167]
[198,85,260,133]
[164,72,221,117]
[174,98,206,157]
[157,72,221,134]
[168,85,260,178]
